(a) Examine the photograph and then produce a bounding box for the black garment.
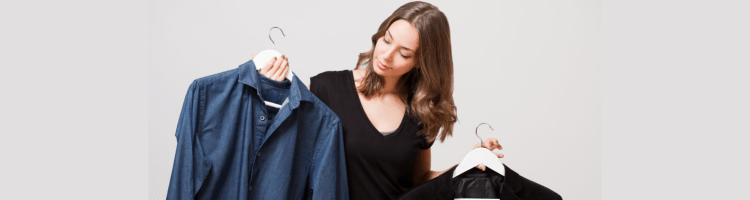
[398,165,562,200]
[453,167,506,198]
[310,70,434,200]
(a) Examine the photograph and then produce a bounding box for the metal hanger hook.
[475,123,494,147]
[269,27,286,50]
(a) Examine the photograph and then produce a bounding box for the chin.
[372,66,386,76]
[373,66,400,79]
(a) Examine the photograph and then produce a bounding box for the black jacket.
[398,164,562,200]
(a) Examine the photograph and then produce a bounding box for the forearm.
[417,164,457,185]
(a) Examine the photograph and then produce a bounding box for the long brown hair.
[354,1,457,143]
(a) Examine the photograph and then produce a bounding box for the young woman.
[257,1,503,199]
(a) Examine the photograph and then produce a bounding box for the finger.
[273,64,286,81]
[482,138,497,150]
[274,57,288,81]
[273,58,289,81]
[278,61,290,81]
[271,55,286,77]
[494,139,502,150]
[260,57,277,74]
[496,153,504,158]
[252,54,256,59]
[266,56,283,77]
[473,143,482,149]
[477,164,486,171]
[491,138,502,150]
[482,140,492,151]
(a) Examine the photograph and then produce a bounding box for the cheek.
[373,39,385,54]
[394,60,416,72]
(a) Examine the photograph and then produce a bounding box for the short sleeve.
[411,116,434,150]
[310,70,350,106]
[309,71,335,104]
[419,134,435,150]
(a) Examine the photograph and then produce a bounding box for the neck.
[381,75,401,94]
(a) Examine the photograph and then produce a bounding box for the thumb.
[252,54,256,59]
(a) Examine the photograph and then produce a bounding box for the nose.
[382,46,398,62]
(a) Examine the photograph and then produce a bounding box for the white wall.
[149,0,600,199]
[2,0,747,199]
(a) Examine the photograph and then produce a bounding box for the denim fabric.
[166,60,349,200]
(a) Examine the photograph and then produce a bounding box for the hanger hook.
[269,27,285,50]
[475,123,493,147]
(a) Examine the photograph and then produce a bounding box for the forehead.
[387,19,419,50]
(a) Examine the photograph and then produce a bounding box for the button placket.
[250,103,267,194]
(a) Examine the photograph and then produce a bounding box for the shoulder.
[309,70,351,92]
[310,70,350,84]
[183,68,240,95]
[308,70,353,105]
[193,68,239,86]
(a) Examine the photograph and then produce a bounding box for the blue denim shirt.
[166,60,349,200]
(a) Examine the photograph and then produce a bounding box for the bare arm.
[413,148,454,185]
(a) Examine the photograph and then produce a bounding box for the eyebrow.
[387,30,415,53]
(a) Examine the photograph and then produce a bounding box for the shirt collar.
[237,59,315,107]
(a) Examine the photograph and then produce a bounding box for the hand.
[252,54,289,82]
[473,138,504,171]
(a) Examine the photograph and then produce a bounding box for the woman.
[257,1,503,199]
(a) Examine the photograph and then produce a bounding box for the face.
[372,19,419,78]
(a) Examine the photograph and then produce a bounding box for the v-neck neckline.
[347,70,407,139]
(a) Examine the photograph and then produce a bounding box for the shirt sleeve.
[167,80,213,200]
[308,120,350,200]
[419,131,436,150]
[308,71,333,105]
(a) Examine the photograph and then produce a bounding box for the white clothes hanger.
[453,123,504,200]
[252,27,294,109]
[453,123,505,178]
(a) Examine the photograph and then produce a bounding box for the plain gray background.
[148,0,599,199]
[3,0,748,199]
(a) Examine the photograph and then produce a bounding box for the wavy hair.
[354,1,457,142]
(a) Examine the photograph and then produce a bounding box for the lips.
[376,59,389,71]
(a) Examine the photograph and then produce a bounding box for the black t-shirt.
[310,70,434,200]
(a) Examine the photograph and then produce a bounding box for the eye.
[383,37,390,44]
[400,52,411,59]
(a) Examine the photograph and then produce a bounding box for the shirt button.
[260,116,265,121]
[249,186,252,191]
[257,152,261,156]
